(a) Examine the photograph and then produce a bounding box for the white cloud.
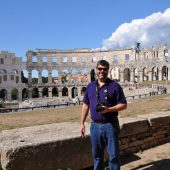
[102,8,170,49]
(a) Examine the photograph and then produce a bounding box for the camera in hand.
[96,103,105,112]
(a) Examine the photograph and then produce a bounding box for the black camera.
[96,103,105,112]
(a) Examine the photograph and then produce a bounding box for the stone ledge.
[137,112,170,127]
[119,117,149,137]
[0,123,92,170]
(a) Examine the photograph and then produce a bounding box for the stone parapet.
[0,112,170,170]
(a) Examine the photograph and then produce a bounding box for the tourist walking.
[80,60,127,170]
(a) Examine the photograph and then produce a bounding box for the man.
[80,60,127,170]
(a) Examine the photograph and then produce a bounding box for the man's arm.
[101,103,127,114]
[80,103,89,136]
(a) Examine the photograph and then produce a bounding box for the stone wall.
[0,112,170,170]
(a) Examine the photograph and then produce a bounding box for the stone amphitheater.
[0,44,169,104]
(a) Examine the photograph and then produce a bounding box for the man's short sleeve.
[116,85,127,104]
[83,87,89,105]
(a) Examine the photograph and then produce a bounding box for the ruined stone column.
[48,71,52,83]
[148,71,152,81]
[38,70,42,84]
[38,88,42,98]
[77,86,81,96]
[158,69,162,81]
[28,89,32,98]
[120,71,124,83]
[68,87,72,98]
[130,69,135,82]
[168,65,170,80]
[18,88,23,101]
[58,87,62,97]
[28,71,32,85]
[7,89,12,101]
[48,87,52,98]
[139,71,143,82]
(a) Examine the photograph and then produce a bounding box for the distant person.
[80,60,127,170]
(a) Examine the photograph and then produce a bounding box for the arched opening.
[11,88,18,100]
[42,70,48,84]
[0,89,7,101]
[81,87,86,95]
[21,70,28,83]
[162,66,168,80]
[124,68,130,82]
[110,67,119,80]
[42,87,49,97]
[143,67,148,81]
[61,70,68,84]
[90,69,96,82]
[71,87,78,98]
[152,67,159,81]
[32,87,39,98]
[62,87,68,96]
[52,87,58,97]
[22,88,29,100]
[32,70,38,84]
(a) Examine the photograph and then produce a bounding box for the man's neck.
[98,78,107,87]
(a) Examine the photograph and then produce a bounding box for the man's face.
[96,65,109,80]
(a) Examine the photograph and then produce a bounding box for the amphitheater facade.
[0,45,169,101]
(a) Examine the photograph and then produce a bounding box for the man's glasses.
[97,67,108,71]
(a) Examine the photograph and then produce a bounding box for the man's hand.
[100,105,109,114]
[80,124,85,137]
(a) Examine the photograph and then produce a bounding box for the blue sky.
[0,0,170,58]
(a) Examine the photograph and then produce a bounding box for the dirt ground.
[121,142,170,170]
[1,93,170,131]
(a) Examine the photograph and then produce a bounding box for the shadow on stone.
[130,159,170,170]
[120,153,141,166]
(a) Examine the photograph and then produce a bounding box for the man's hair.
[96,60,109,69]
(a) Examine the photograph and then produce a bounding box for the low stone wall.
[0,112,170,170]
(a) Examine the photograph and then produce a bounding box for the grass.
[1,93,170,132]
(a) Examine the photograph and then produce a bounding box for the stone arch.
[11,88,18,100]
[71,87,78,98]
[32,56,38,62]
[42,69,48,83]
[110,67,119,80]
[143,67,148,81]
[61,69,68,83]
[52,87,58,97]
[42,56,47,63]
[0,69,7,81]
[32,70,38,84]
[152,67,159,81]
[0,89,7,101]
[52,56,57,63]
[52,69,59,83]
[32,87,39,98]
[81,87,86,95]
[42,87,48,97]
[134,67,138,82]
[62,87,68,96]
[162,66,168,80]
[22,88,29,100]
[21,70,28,83]
[124,68,130,82]
[90,69,96,82]
[12,69,18,74]
[72,56,77,63]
